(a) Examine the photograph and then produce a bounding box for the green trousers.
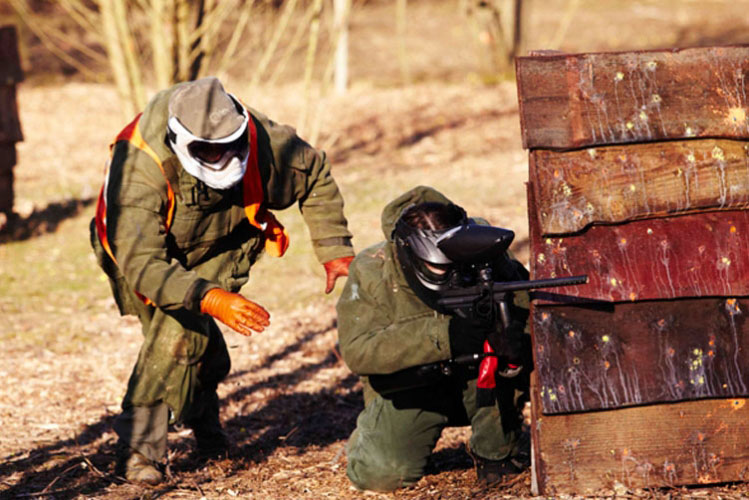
[345,377,518,492]
[113,290,231,462]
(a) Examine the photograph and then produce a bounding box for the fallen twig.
[40,461,82,494]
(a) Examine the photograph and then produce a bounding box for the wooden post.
[517,45,749,495]
[0,25,23,227]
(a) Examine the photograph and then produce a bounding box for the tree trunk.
[98,0,137,117]
[333,0,350,95]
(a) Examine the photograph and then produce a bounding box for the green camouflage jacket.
[91,82,354,315]
[336,186,528,403]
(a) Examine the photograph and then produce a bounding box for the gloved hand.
[323,256,354,294]
[200,288,270,336]
[449,317,494,357]
[489,320,531,376]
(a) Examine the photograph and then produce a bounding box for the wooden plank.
[529,207,749,302]
[0,25,23,84]
[532,299,749,414]
[530,139,749,236]
[531,388,749,495]
[516,45,749,150]
[0,85,22,143]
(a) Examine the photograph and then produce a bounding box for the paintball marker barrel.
[437,274,589,308]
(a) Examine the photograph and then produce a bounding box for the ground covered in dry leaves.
[6,0,749,495]
[3,80,749,500]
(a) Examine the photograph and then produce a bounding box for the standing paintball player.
[336,186,531,492]
[90,77,354,485]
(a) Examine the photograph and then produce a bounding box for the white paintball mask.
[167,94,250,190]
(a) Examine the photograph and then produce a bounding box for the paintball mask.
[167,78,250,190]
[393,203,467,308]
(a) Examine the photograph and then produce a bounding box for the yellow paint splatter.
[602,335,610,343]
[728,107,746,124]
[537,253,546,264]
[639,111,648,121]
[712,146,725,161]
[685,126,695,137]
[626,121,634,130]
[629,184,637,192]
[686,152,695,163]
[615,72,624,81]
[546,238,553,245]
[610,278,618,286]
[587,148,597,159]
[651,94,661,103]
[730,399,746,410]
[693,348,703,356]
[721,256,732,266]
[646,61,657,70]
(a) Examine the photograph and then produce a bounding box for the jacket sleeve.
[105,144,217,311]
[255,112,354,263]
[336,249,452,375]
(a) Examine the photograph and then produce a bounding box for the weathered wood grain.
[516,45,749,150]
[530,376,749,496]
[529,204,749,302]
[532,299,749,414]
[530,139,749,236]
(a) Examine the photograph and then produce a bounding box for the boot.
[123,450,163,485]
[467,445,525,485]
[191,422,229,459]
[187,391,229,458]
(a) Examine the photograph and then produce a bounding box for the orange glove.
[323,256,354,294]
[200,288,270,336]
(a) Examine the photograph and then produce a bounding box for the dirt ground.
[4,1,749,499]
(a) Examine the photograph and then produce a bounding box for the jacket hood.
[380,185,454,241]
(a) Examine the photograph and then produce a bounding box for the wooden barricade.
[517,46,749,495]
[0,25,24,220]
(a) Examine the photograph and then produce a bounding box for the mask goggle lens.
[187,134,249,166]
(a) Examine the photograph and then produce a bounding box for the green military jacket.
[336,186,528,404]
[91,82,354,315]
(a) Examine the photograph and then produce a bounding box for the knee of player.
[346,452,423,492]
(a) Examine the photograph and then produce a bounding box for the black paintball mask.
[394,203,518,311]
[393,203,468,310]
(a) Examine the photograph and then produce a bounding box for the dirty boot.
[124,450,163,485]
[467,444,524,485]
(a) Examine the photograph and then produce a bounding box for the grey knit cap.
[168,77,246,140]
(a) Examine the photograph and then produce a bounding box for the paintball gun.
[369,224,587,396]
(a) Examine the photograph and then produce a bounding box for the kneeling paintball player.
[336,186,532,491]
[90,77,354,485]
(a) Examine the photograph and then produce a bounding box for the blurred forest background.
[3,1,749,499]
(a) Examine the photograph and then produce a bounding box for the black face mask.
[394,240,451,312]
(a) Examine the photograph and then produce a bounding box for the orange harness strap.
[243,116,290,257]
[94,111,288,305]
